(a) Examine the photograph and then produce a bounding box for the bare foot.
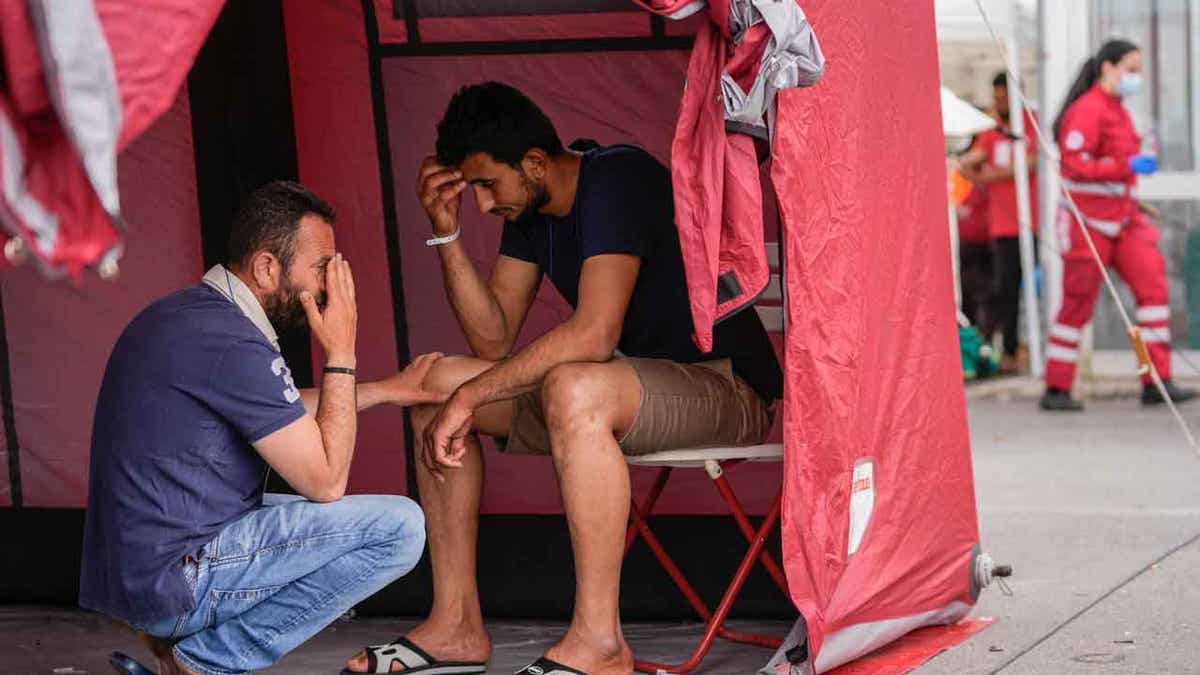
[544,629,633,675]
[342,621,491,673]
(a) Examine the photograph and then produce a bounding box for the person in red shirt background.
[955,172,992,328]
[960,72,1039,375]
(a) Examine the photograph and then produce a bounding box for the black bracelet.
[323,366,356,376]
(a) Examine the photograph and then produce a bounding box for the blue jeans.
[138,494,425,675]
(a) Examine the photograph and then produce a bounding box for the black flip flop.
[512,655,588,675]
[109,651,156,675]
[339,635,487,674]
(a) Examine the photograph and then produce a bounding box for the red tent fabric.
[0,0,220,278]
[768,1,981,669]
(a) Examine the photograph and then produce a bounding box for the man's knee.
[412,355,494,430]
[542,363,613,435]
[421,355,482,395]
[362,495,426,575]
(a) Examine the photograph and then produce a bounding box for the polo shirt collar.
[201,264,280,351]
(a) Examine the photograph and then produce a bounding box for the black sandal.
[109,652,156,675]
[340,635,488,674]
[512,655,588,675]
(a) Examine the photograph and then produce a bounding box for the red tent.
[0,1,987,671]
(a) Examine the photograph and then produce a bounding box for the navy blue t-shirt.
[79,284,305,625]
[500,145,783,401]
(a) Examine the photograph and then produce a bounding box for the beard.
[493,171,550,222]
[263,275,315,333]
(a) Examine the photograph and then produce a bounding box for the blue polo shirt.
[79,283,305,625]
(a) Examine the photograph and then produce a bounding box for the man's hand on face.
[421,390,476,482]
[417,155,467,237]
[300,253,357,367]
[377,352,449,406]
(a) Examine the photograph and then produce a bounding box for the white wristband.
[425,228,461,247]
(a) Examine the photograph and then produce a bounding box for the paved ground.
[3,393,1199,674]
[918,395,1200,675]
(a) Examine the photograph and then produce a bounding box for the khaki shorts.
[502,358,775,456]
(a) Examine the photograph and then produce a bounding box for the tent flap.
[770,0,981,669]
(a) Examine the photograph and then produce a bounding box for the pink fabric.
[0,0,220,277]
[825,619,994,674]
[1,89,202,506]
[771,0,979,662]
[97,0,224,149]
[0,3,118,278]
[637,0,770,352]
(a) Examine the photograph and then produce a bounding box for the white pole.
[1008,27,1043,376]
[1192,0,1200,171]
[1038,0,1063,328]
[1038,0,1093,380]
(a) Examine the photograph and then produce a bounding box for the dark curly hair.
[435,82,565,168]
[227,180,335,272]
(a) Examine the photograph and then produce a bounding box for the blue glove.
[1130,154,1159,175]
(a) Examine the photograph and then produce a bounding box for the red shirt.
[957,183,991,245]
[972,110,1040,239]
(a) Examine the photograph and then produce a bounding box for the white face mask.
[1116,72,1143,97]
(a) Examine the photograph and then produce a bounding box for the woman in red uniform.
[1041,39,1195,411]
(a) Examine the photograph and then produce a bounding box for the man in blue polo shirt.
[80,181,442,675]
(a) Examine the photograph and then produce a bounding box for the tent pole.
[1008,25,1044,377]
[360,0,419,499]
[0,293,21,508]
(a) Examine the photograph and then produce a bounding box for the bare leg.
[345,356,513,672]
[540,361,643,674]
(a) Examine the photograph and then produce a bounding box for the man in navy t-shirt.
[81,182,443,675]
[341,83,784,675]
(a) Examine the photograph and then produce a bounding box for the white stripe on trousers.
[1049,324,1082,343]
[1136,305,1170,323]
[1085,218,1123,237]
[1140,327,1171,343]
[1045,344,1079,363]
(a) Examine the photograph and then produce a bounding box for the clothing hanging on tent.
[0,0,221,278]
[637,0,825,351]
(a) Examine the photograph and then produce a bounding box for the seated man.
[80,181,443,675]
[344,83,783,675]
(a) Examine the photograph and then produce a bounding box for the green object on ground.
[959,325,997,381]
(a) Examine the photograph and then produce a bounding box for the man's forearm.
[314,366,357,493]
[438,240,510,357]
[299,381,392,416]
[457,319,613,408]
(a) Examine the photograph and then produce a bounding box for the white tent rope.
[971,0,1199,454]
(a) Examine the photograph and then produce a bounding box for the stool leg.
[624,467,672,556]
[713,471,790,595]
[634,496,784,674]
[628,499,714,622]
